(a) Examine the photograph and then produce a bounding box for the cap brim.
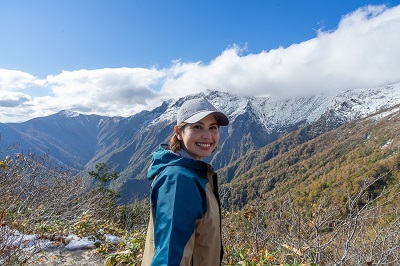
[184,111,229,126]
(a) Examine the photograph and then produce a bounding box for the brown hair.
[169,123,186,152]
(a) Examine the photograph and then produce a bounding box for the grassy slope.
[221,105,400,211]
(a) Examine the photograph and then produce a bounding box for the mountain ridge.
[1,82,400,202]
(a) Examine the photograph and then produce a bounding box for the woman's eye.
[210,126,218,130]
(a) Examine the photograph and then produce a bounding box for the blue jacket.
[141,145,223,266]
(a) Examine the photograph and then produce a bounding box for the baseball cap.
[177,98,229,126]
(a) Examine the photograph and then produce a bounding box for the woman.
[142,97,229,266]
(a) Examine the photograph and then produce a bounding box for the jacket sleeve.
[150,166,206,266]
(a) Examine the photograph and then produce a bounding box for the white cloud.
[0,91,32,107]
[1,4,400,122]
[0,69,43,90]
[160,4,400,99]
[42,67,166,117]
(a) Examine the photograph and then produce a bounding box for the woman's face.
[175,114,220,160]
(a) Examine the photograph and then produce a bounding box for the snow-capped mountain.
[1,82,400,202]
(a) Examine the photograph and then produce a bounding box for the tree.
[88,162,120,198]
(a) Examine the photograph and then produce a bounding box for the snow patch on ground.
[1,225,122,265]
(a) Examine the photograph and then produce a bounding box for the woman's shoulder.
[160,164,197,178]
[152,165,209,198]
[155,164,208,185]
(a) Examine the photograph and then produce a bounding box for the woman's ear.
[174,125,182,140]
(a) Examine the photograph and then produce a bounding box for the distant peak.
[59,110,80,118]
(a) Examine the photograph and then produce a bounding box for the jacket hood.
[147,145,208,180]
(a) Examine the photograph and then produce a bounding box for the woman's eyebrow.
[194,121,218,126]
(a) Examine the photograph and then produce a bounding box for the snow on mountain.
[368,105,400,121]
[59,110,80,118]
[222,82,400,132]
[2,82,400,202]
[148,82,400,135]
[148,83,400,136]
[331,83,400,118]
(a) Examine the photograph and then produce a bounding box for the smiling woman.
[142,97,229,266]
[173,115,221,160]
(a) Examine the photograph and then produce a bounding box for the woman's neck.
[176,148,202,160]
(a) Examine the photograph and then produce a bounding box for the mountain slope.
[107,84,400,202]
[1,83,400,203]
[221,103,400,210]
[4,111,113,169]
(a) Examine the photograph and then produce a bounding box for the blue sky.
[1,0,400,122]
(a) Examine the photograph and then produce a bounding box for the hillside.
[1,83,400,203]
[2,93,400,265]
[221,104,400,211]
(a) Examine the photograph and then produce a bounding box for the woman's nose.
[202,129,212,138]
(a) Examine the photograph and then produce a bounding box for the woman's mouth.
[196,142,212,148]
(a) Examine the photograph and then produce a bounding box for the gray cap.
[177,98,229,126]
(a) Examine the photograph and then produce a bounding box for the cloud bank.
[1,4,400,122]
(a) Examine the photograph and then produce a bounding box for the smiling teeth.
[197,143,211,147]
